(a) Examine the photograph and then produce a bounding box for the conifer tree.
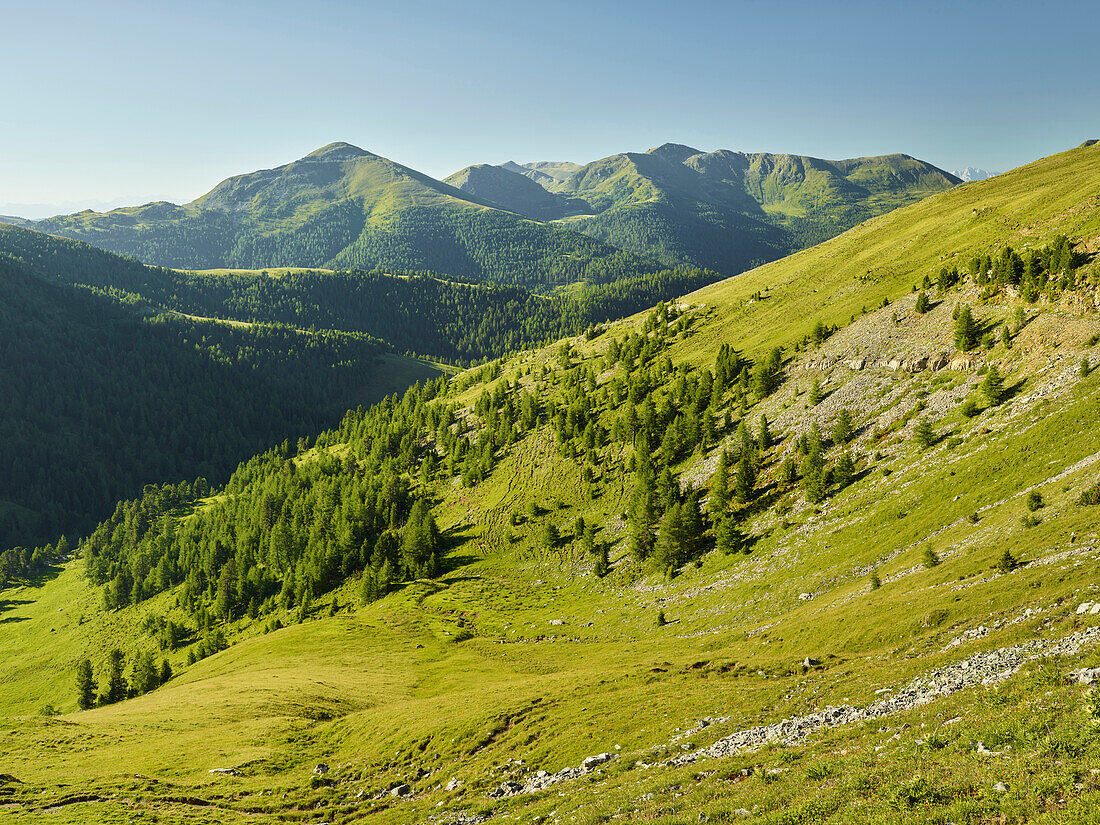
[715,514,746,555]
[954,304,979,351]
[757,414,772,450]
[76,659,96,710]
[914,290,930,314]
[808,378,824,406]
[833,451,855,490]
[832,409,853,446]
[981,365,1005,406]
[100,649,127,706]
[912,418,935,450]
[708,449,730,516]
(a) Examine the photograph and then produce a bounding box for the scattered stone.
[390,783,412,797]
[994,781,1009,793]
[445,777,463,791]
[1079,601,1098,614]
[803,657,822,669]
[798,592,814,601]
[208,768,241,776]
[1068,667,1100,685]
[976,742,996,756]
[312,763,329,775]
[733,808,752,817]
[549,619,565,626]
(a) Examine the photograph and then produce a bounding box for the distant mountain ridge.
[5,140,959,282]
[13,143,656,288]
[447,143,961,272]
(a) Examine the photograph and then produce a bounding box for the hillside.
[498,144,960,273]
[0,225,443,550]
[2,142,1100,825]
[14,143,658,288]
[0,220,718,365]
[443,164,590,221]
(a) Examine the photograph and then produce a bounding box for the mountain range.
[4,141,959,284]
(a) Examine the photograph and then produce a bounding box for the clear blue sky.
[3,0,1098,216]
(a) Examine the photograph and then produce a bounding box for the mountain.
[2,141,1100,822]
[952,166,993,181]
[0,222,441,549]
[443,163,590,221]
[500,159,584,186]
[17,143,659,288]
[517,143,962,273]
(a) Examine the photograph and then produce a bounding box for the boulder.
[1075,602,1093,614]
[1068,667,1100,685]
[929,353,950,371]
[803,657,822,669]
[581,752,614,770]
[312,763,329,775]
[886,359,903,372]
[847,358,866,370]
[390,783,412,797]
[445,777,463,791]
[208,768,241,776]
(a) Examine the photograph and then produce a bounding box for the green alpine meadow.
[3,3,1098,823]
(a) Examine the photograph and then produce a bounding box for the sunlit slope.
[676,140,1100,360]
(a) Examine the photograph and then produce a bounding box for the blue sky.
[2,0,1098,216]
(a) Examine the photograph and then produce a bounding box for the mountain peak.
[303,142,374,162]
[646,143,703,164]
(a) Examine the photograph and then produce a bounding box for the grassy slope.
[2,144,1100,824]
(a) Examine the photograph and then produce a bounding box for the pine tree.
[912,418,935,450]
[100,649,127,706]
[76,659,96,710]
[914,290,930,314]
[954,304,979,351]
[808,378,824,406]
[1001,324,1012,349]
[653,501,686,571]
[922,546,940,568]
[752,347,784,399]
[833,451,855,490]
[757,414,772,450]
[734,452,756,503]
[715,514,746,555]
[832,409,853,446]
[981,365,1005,406]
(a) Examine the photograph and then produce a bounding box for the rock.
[976,742,995,756]
[994,781,1009,793]
[929,353,949,371]
[1080,603,1096,615]
[312,763,329,775]
[1068,667,1100,685]
[208,768,241,776]
[887,359,903,372]
[847,358,866,371]
[549,618,565,626]
[445,777,463,791]
[803,657,822,669]
[489,780,523,798]
[390,783,412,797]
[798,592,814,601]
[698,814,709,823]
[581,752,614,770]
[733,809,752,817]
[1092,604,1100,616]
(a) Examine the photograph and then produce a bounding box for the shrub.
[922,547,940,568]
[870,569,882,589]
[656,609,667,626]
[1027,491,1044,511]
[995,548,1019,573]
[1077,482,1100,506]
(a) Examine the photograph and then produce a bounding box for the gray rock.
[312,763,329,775]
[994,781,1008,793]
[803,657,822,668]
[1068,667,1100,685]
[445,777,463,791]
[208,767,241,776]
[390,783,411,797]
[581,752,614,770]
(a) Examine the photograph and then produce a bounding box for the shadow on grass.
[0,615,29,624]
